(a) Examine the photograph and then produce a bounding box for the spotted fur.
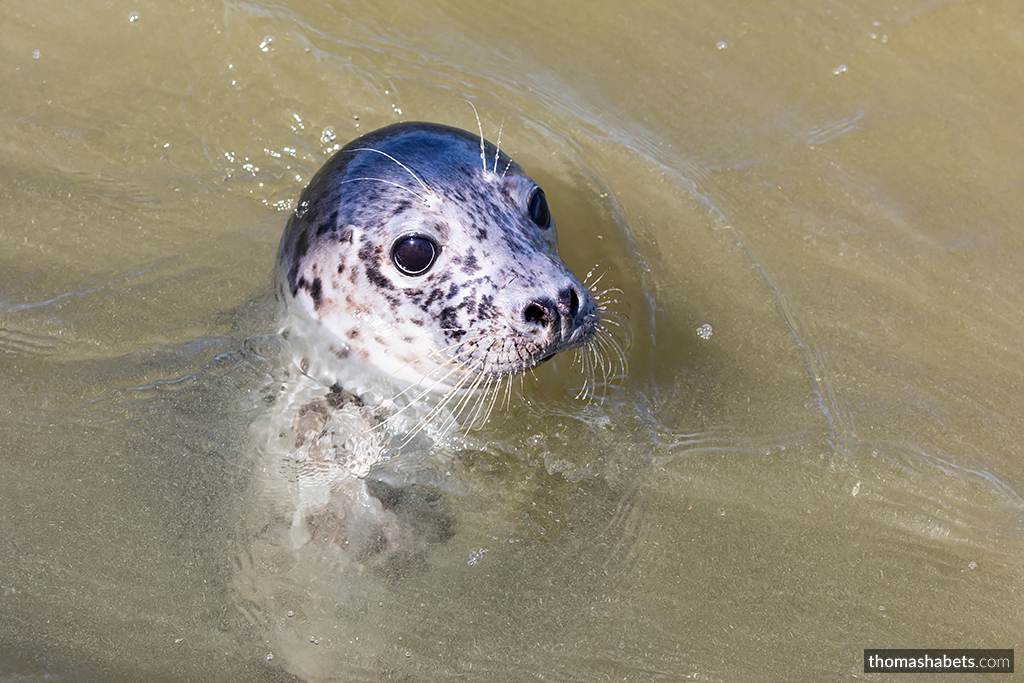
[276,122,599,391]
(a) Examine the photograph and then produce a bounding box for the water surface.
[2,0,1022,680]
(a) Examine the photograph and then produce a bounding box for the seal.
[233,123,626,674]
[276,121,607,416]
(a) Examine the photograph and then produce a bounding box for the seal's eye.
[391,236,438,276]
[528,187,551,228]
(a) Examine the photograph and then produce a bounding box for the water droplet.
[833,64,848,75]
[716,41,728,50]
[32,49,40,59]
[260,35,274,52]
[696,323,713,340]
[320,126,336,145]
[128,11,139,22]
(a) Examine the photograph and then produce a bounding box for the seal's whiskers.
[492,119,505,174]
[346,147,433,196]
[340,177,430,203]
[460,99,489,174]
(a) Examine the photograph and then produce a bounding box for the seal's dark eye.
[528,188,551,228]
[391,236,438,276]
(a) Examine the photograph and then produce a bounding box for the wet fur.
[277,121,625,432]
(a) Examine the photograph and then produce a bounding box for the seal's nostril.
[559,287,580,322]
[524,298,557,328]
[524,303,546,325]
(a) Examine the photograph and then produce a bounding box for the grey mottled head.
[277,122,603,395]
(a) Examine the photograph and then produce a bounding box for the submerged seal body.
[276,121,598,394]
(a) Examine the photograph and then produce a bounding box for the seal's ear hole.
[528,187,551,228]
[391,236,438,276]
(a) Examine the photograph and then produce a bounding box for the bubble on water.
[286,610,294,618]
[696,323,713,340]
[32,49,40,59]
[870,32,877,39]
[260,35,274,52]
[716,41,728,50]
[265,653,274,661]
[308,636,319,645]
[832,64,848,75]
[405,652,412,658]
[851,481,861,496]
[968,561,978,570]
[467,548,487,566]
[321,126,336,145]
[128,11,139,22]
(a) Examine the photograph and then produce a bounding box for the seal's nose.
[522,286,583,338]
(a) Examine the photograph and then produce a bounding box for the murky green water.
[2,0,1022,680]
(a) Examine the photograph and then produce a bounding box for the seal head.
[277,122,598,391]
